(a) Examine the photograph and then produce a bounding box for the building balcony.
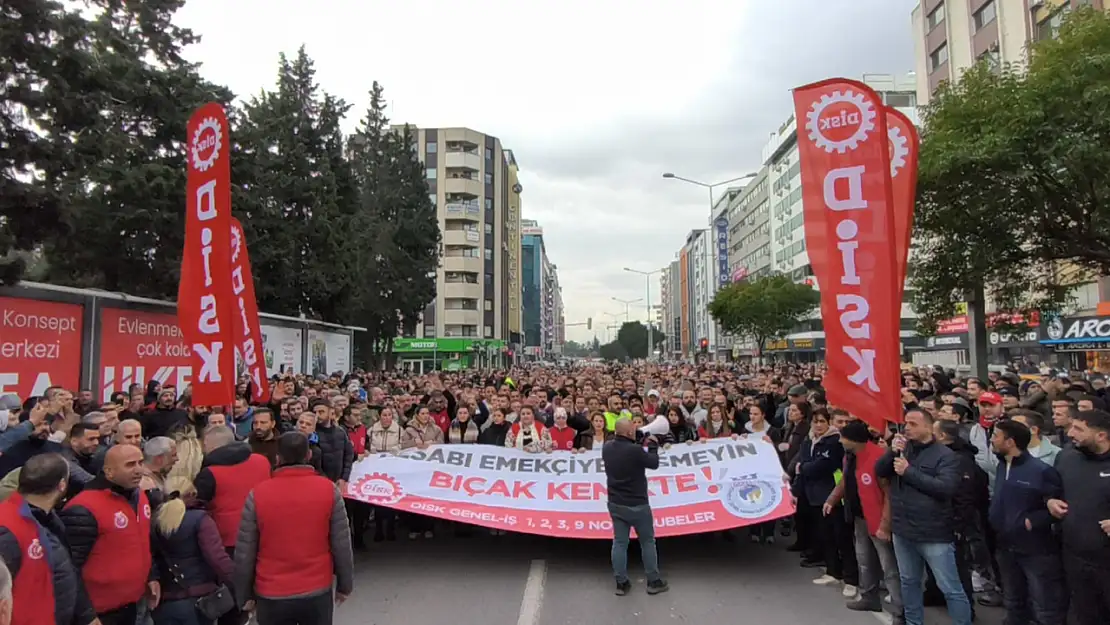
[443,229,481,247]
[444,202,481,222]
[444,151,482,171]
[444,176,483,197]
[443,281,483,300]
[443,308,481,327]
[442,255,483,274]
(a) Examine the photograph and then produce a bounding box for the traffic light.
[699,338,709,353]
[587,317,592,330]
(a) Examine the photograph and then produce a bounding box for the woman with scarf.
[478,409,511,446]
[664,406,698,446]
[575,411,609,451]
[446,406,481,444]
[505,406,551,453]
[697,404,735,440]
[366,407,403,541]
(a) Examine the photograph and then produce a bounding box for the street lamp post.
[611,297,642,322]
[662,171,758,356]
[624,267,662,361]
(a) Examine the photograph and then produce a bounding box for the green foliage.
[615,321,666,360]
[561,341,593,358]
[909,7,1110,332]
[708,274,818,352]
[1,0,442,368]
[598,341,628,363]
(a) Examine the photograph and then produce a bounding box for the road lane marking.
[516,559,548,625]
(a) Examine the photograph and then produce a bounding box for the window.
[1036,7,1069,41]
[426,167,437,180]
[484,172,492,185]
[484,248,492,261]
[885,92,916,108]
[485,299,493,311]
[926,3,945,30]
[929,42,949,72]
[484,325,493,338]
[484,223,492,235]
[426,142,438,154]
[485,147,492,160]
[424,326,435,337]
[485,272,493,286]
[485,198,492,210]
[973,1,996,32]
[428,193,436,207]
[979,49,1001,74]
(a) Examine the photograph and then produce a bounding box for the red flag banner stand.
[885,107,920,307]
[793,79,902,430]
[230,217,270,403]
[178,103,236,407]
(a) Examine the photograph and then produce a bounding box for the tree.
[708,274,818,357]
[598,341,628,363]
[909,7,1110,332]
[615,321,666,360]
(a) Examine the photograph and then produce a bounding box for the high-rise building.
[505,150,524,351]
[911,0,1106,104]
[661,260,682,358]
[521,219,562,358]
[402,127,512,342]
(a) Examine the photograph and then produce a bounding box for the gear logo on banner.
[720,478,781,519]
[190,116,223,172]
[889,125,910,177]
[352,473,404,505]
[805,90,877,154]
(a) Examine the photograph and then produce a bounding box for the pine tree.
[388,123,440,337]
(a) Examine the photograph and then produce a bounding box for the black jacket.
[602,436,659,507]
[314,422,354,482]
[0,500,97,625]
[989,452,1062,554]
[139,405,190,440]
[59,477,155,577]
[194,441,255,504]
[794,432,844,506]
[0,436,63,479]
[945,438,989,530]
[1054,446,1110,562]
[876,439,961,543]
[478,422,511,447]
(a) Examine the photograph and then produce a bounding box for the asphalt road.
[334,525,1003,625]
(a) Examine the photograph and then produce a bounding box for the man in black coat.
[310,400,353,492]
[603,418,668,597]
[0,453,96,625]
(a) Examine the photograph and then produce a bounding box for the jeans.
[152,599,210,625]
[892,535,972,625]
[996,549,1067,625]
[853,519,903,616]
[608,502,661,585]
[1062,552,1110,625]
[256,591,334,625]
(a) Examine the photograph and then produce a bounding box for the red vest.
[250,467,335,598]
[65,488,151,613]
[208,454,272,547]
[346,425,367,455]
[549,426,576,451]
[854,442,888,536]
[0,496,55,625]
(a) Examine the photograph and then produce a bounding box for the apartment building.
[505,150,524,349]
[521,220,564,358]
[661,260,682,358]
[912,0,1106,103]
[404,127,512,342]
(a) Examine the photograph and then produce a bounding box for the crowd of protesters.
[0,360,1108,625]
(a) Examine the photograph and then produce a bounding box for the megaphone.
[639,413,671,437]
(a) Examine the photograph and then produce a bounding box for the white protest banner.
[345,437,794,539]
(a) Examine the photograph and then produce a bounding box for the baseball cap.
[978,391,1002,405]
[0,394,20,411]
[647,389,660,399]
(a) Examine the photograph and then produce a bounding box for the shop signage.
[926,335,966,348]
[1052,341,1107,353]
[1044,316,1110,343]
[715,217,730,289]
[988,331,1038,345]
[393,338,507,353]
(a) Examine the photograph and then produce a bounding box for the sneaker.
[842,584,857,598]
[646,580,670,595]
[976,590,1003,607]
[846,597,882,612]
[813,575,838,585]
[764,535,775,545]
[615,581,631,596]
[408,532,419,540]
[424,531,434,539]
[884,593,892,604]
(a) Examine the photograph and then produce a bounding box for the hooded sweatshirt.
[1028,436,1061,467]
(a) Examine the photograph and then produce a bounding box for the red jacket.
[346,424,367,455]
[549,425,576,451]
[64,487,152,613]
[429,409,451,435]
[197,443,273,548]
[248,467,338,598]
[0,496,55,625]
[854,442,888,536]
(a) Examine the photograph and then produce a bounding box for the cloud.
[175,0,918,343]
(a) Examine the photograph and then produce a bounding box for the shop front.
[1040,315,1110,372]
[392,338,508,373]
[763,336,826,363]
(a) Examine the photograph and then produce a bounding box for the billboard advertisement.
[307,330,351,376]
[714,217,730,289]
[99,308,191,401]
[261,324,303,375]
[0,297,83,399]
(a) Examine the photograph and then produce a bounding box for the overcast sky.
[176,0,918,343]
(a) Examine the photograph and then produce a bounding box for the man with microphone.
[603,417,669,596]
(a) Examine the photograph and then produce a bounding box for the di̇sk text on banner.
[229,217,270,403]
[344,438,794,539]
[793,79,902,430]
[179,103,236,407]
[885,107,919,313]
